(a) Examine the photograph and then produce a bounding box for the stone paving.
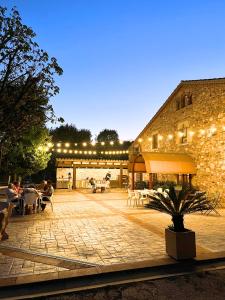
[0,189,225,284]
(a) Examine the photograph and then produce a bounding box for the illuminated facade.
[52,142,130,189]
[131,78,225,202]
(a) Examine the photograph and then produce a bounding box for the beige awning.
[141,152,196,174]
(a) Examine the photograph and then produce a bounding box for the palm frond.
[145,188,210,217]
[147,191,176,215]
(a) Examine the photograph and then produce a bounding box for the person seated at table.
[105,172,111,181]
[42,180,54,199]
[89,178,96,193]
[13,181,23,194]
[38,180,47,192]
[5,183,20,204]
[41,180,54,210]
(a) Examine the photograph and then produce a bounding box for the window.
[180,97,185,108]
[176,93,192,111]
[133,146,140,155]
[152,134,158,149]
[185,94,192,105]
[179,125,188,144]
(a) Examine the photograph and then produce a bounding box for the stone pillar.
[73,165,76,189]
[119,167,123,188]
[149,173,153,189]
[131,170,134,190]
[176,174,180,185]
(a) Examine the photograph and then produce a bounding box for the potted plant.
[145,186,210,260]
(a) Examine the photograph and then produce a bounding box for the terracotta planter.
[165,228,196,260]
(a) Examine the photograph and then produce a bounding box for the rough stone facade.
[132,78,225,203]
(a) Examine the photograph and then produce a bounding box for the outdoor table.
[95,183,107,192]
[137,189,156,197]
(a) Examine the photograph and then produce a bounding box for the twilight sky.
[2,0,225,140]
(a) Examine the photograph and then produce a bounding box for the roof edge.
[132,77,225,145]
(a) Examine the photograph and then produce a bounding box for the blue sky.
[2,0,225,140]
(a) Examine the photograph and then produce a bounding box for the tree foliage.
[97,129,119,142]
[0,6,63,176]
[0,6,63,146]
[6,126,51,177]
[51,124,92,143]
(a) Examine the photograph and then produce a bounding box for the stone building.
[130,78,225,203]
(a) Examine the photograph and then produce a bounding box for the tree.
[51,124,91,143]
[6,126,51,177]
[0,6,63,166]
[96,129,119,142]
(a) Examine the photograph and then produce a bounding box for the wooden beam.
[73,165,76,189]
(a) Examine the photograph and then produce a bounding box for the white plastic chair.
[23,193,39,215]
[127,189,136,206]
[139,191,149,206]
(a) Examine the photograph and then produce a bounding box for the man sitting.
[89,178,96,193]
[41,180,54,211]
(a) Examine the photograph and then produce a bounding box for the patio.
[0,189,225,285]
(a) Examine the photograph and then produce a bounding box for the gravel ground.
[38,268,225,300]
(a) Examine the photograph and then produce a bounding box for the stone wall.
[133,79,225,203]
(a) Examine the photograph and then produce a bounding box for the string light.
[65,143,70,147]
[57,143,61,147]
[209,126,217,136]
[138,138,143,142]
[167,134,173,140]
[110,141,114,145]
[57,149,61,153]
[83,142,87,147]
[178,131,184,138]
[119,140,124,144]
[91,141,96,146]
[199,129,205,135]
[158,135,163,141]
[101,142,105,145]
[148,137,152,141]
[47,143,53,147]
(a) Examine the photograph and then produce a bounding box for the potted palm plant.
[145,187,210,260]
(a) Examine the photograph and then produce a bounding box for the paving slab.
[0,189,224,285]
